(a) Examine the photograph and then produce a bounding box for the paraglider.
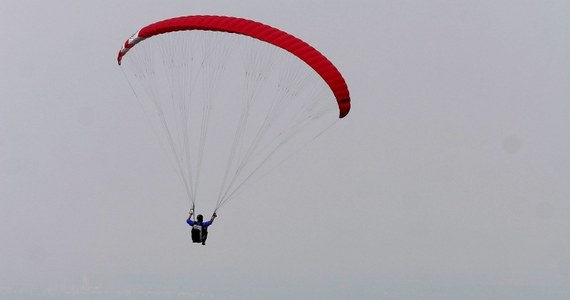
[187,209,217,245]
[118,15,351,242]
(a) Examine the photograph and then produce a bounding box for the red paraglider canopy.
[117,15,350,118]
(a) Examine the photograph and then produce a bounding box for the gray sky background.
[1,0,570,299]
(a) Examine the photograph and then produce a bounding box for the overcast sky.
[2,1,570,299]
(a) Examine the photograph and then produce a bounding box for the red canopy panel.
[118,15,350,118]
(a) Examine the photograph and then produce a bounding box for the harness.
[191,222,207,243]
